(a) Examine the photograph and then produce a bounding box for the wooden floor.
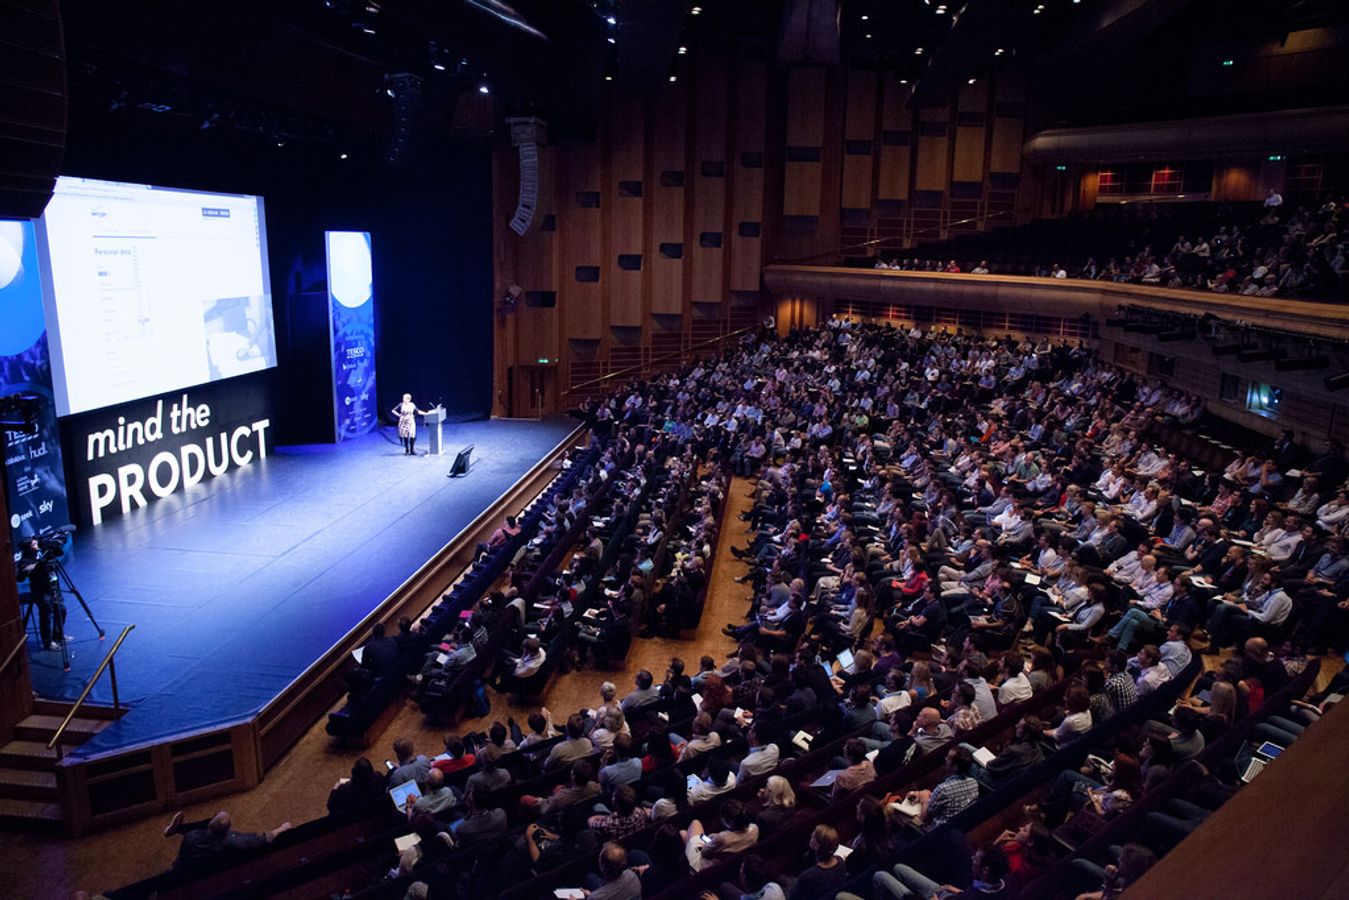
[0,480,753,899]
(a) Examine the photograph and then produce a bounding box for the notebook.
[394,833,419,853]
[888,795,922,819]
[792,730,814,751]
[1024,573,1043,586]
[972,746,997,767]
[389,780,422,810]
[810,769,844,789]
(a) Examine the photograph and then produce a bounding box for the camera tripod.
[26,557,104,673]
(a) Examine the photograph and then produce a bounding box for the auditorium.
[2,1,1347,898]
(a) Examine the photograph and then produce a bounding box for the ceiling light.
[865,33,872,39]
[690,5,701,14]
[669,74,678,82]
[899,79,908,84]
[361,24,376,34]
[432,62,446,71]
[607,36,615,43]
[478,82,490,94]
[994,48,1004,55]
[340,152,349,159]
[915,47,924,54]
[861,14,869,21]
[936,5,947,13]
[678,45,687,54]
[385,87,395,97]
[967,78,976,84]
[605,74,613,81]
[1032,7,1042,13]
[606,15,616,25]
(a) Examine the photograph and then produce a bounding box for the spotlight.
[340,152,349,159]
[361,23,376,34]
[607,36,615,43]
[478,82,490,94]
[605,74,613,81]
[433,62,446,71]
[1324,372,1349,392]
[1274,355,1329,372]
[606,15,616,25]
[967,78,976,84]
[861,14,868,21]
[669,74,678,82]
[914,47,924,54]
[1211,342,1257,356]
[691,5,701,14]
[994,48,1004,55]
[1236,347,1280,363]
[678,45,687,54]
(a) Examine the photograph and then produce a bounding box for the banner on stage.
[0,220,72,545]
[62,375,273,525]
[325,231,377,440]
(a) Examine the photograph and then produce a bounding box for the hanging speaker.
[0,0,68,219]
[505,117,547,236]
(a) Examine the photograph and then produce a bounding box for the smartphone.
[385,760,396,772]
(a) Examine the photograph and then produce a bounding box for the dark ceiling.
[54,0,1349,160]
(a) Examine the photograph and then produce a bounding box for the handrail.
[48,624,134,757]
[563,325,758,397]
[0,635,26,677]
[774,208,1014,265]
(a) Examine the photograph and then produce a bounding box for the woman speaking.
[391,393,431,455]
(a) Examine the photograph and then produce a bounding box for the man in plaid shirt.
[916,747,981,828]
[586,785,650,842]
[1103,650,1139,714]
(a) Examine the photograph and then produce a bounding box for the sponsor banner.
[325,231,377,440]
[0,220,71,544]
[61,374,273,525]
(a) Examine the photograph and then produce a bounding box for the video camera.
[31,525,75,560]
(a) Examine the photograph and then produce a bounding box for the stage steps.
[0,700,122,832]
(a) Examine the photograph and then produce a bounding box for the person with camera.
[18,535,66,651]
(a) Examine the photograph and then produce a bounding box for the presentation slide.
[37,176,276,416]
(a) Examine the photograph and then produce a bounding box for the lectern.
[424,405,447,456]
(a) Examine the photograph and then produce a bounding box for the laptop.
[835,648,856,673]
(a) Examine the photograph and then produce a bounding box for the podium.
[424,405,447,456]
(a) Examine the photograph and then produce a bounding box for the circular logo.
[0,221,48,356]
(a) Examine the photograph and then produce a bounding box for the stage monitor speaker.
[0,0,68,219]
[448,444,474,477]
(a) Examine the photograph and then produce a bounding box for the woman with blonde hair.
[755,774,797,836]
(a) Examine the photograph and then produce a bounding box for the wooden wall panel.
[730,61,767,292]
[607,97,645,326]
[561,142,603,339]
[989,75,1024,176]
[877,75,912,200]
[650,79,688,315]
[784,66,827,216]
[915,106,951,193]
[516,144,558,365]
[952,81,987,184]
[691,55,729,305]
[841,70,876,209]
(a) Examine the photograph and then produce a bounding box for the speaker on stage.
[448,444,474,477]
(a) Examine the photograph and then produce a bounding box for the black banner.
[61,372,275,525]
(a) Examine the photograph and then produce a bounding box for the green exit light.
[537,357,550,364]
[1221,59,1234,67]
[1267,154,1285,162]
[1055,165,1067,171]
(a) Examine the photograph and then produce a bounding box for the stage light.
[669,74,678,82]
[861,14,869,21]
[691,5,701,14]
[607,36,615,43]
[1212,342,1257,356]
[995,48,1004,55]
[968,78,976,84]
[936,5,947,13]
[678,45,687,54]
[340,152,349,159]
[385,87,395,97]
[361,24,376,34]
[1236,347,1280,363]
[866,33,872,39]
[915,47,924,54]
[478,82,490,94]
[432,62,446,70]
[1274,355,1329,372]
[606,15,616,25]
[1324,373,1349,392]
[605,74,613,81]
[899,79,909,84]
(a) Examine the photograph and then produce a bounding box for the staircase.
[0,699,122,831]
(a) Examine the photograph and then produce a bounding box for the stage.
[27,416,578,756]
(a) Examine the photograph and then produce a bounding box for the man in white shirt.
[995,653,1033,706]
[1129,645,1171,696]
[737,725,781,780]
